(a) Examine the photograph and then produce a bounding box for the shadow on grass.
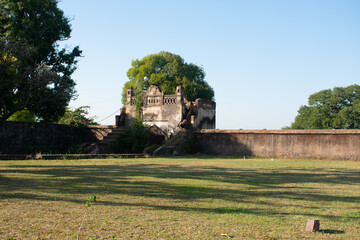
[319,229,345,234]
[0,159,359,219]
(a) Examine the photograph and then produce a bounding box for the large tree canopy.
[291,84,360,129]
[0,0,81,122]
[122,51,214,105]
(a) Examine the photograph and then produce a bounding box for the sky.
[58,0,360,129]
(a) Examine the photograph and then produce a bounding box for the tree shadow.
[319,229,345,234]
[0,160,359,219]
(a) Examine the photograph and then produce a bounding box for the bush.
[7,109,36,122]
[57,106,98,126]
[112,119,149,153]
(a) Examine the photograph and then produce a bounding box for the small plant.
[77,195,97,240]
[85,195,97,208]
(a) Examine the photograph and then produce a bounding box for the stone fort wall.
[196,129,360,160]
[0,122,115,154]
[1,122,360,160]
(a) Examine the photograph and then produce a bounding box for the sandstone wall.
[196,129,360,160]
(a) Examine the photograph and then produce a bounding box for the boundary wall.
[0,122,116,154]
[196,129,360,160]
[2,122,360,160]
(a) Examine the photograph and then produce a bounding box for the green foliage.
[78,195,97,240]
[0,0,72,62]
[85,195,97,208]
[134,77,145,119]
[0,0,82,122]
[122,51,214,105]
[57,106,98,127]
[112,119,149,153]
[291,84,360,129]
[7,109,36,122]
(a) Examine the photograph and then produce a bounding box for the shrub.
[57,106,98,127]
[112,119,149,153]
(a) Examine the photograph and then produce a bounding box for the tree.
[0,0,82,122]
[7,109,36,122]
[122,51,214,105]
[57,106,98,126]
[291,84,360,129]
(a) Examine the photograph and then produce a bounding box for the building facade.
[117,84,216,137]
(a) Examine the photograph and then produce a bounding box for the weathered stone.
[79,142,111,154]
[115,108,126,127]
[147,125,166,145]
[172,146,186,156]
[153,146,176,156]
[117,84,216,137]
[305,219,320,232]
[0,121,96,154]
[25,153,42,159]
[143,146,155,155]
[196,129,360,160]
[152,145,186,156]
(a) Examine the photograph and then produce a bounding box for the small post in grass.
[305,219,320,232]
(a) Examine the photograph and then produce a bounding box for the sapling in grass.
[77,195,97,240]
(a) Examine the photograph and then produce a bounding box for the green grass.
[0,157,359,239]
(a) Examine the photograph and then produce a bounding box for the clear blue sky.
[58,0,360,129]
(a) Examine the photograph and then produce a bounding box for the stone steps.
[100,127,126,144]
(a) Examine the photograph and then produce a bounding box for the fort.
[1,85,360,160]
[116,84,216,137]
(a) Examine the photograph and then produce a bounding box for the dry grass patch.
[0,157,359,239]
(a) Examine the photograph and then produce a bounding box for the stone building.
[116,84,216,137]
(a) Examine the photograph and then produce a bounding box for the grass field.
[0,156,359,240]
